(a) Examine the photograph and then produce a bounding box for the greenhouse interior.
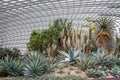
[0,0,120,80]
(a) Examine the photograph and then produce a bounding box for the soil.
[50,64,115,80]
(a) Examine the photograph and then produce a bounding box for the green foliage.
[109,56,120,67]
[57,48,82,62]
[0,70,9,77]
[0,47,21,59]
[11,48,22,59]
[117,43,120,54]
[23,52,53,77]
[92,50,111,67]
[95,17,114,31]
[0,75,86,80]
[111,65,120,77]
[77,54,97,70]
[0,48,12,59]
[86,68,106,78]
[0,56,23,76]
[90,38,97,52]
[93,51,120,69]
[27,19,72,51]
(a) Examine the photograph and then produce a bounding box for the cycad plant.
[0,56,23,76]
[95,17,115,53]
[23,52,53,77]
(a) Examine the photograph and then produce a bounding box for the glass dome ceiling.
[0,0,120,53]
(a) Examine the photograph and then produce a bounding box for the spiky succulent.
[0,56,23,76]
[77,54,97,70]
[92,50,110,66]
[23,52,53,77]
[57,48,82,62]
[111,65,120,77]
[110,56,120,67]
[95,17,114,44]
[86,68,107,78]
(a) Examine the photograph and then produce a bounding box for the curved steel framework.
[0,0,120,53]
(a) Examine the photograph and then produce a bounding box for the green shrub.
[0,47,21,59]
[23,52,53,77]
[27,19,72,52]
[0,56,23,76]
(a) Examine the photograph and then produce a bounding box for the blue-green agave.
[23,52,53,77]
[0,56,23,76]
[58,48,82,62]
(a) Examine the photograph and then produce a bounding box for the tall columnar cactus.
[46,43,57,57]
[82,16,96,54]
[60,27,82,52]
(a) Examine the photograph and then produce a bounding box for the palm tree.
[95,17,115,54]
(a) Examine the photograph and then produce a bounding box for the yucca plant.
[95,17,115,54]
[95,17,114,44]
[0,56,23,76]
[23,52,53,77]
[57,48,82,63]
[77,54,97,71]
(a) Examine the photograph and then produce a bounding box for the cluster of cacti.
[80,27,90,53]
[46,43,57,57]
[60,27,82,52]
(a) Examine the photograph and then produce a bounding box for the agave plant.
[57,48,82,62]
[92,50,109,65]
[0,56,23,76]
[111,65,120,77]
[109,56,120,67]
[77,54,97,70]
[86,68,107,78]
[23,52,53,77]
